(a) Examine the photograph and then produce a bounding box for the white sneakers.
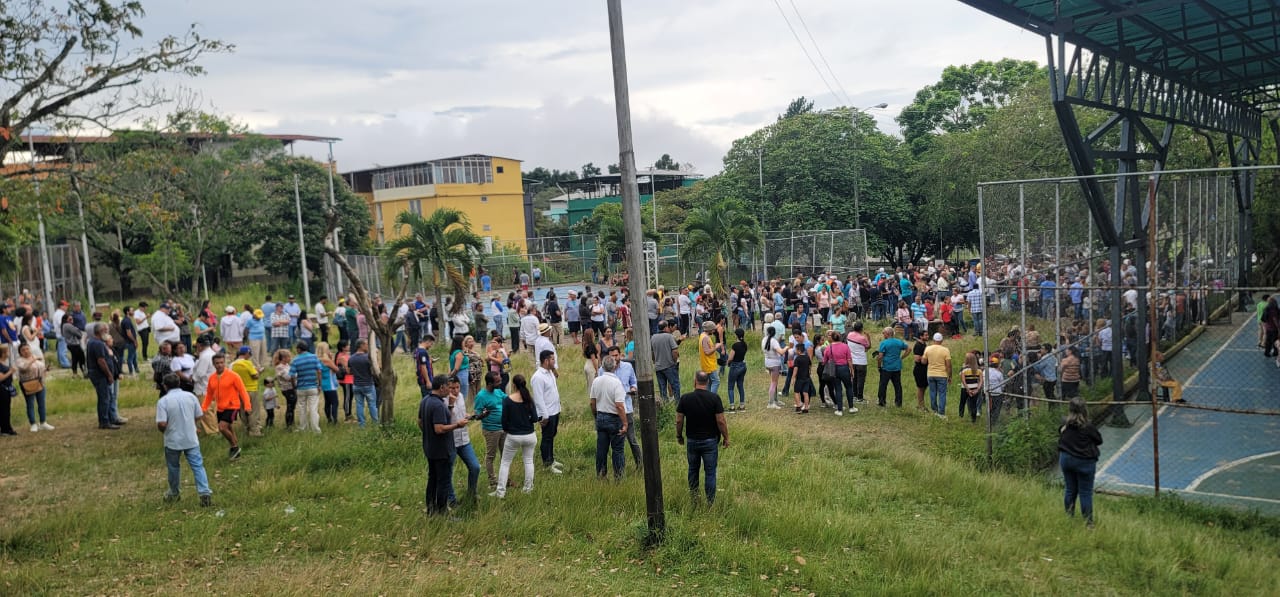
[848,407,859,414]
[550,462,564,474]
[39,422,54,431]
[834,410,843,417]
[30,424,38,433]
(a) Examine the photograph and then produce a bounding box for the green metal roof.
[958,1,1280,107]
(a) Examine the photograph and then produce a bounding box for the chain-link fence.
[11,243,86,307]
[976,167,1279,513]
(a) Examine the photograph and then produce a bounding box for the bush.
[991,407,1061,474]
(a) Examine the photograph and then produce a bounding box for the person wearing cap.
[219,305,245,355]
[921,333,953,418]
[246,309,267,370]
[202,352,251,459]
[534,322,558,373]
[231,346,264,437]
[284,295,302,344]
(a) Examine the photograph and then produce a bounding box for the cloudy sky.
[143,0,1044,175]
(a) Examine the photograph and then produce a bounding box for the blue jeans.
[124,344,138,374]
[109,379,121,422]
[24,388,47,424]
[971,311,984,336]
[353,385,379,426]
[271,336,291,353]
[1060,452,1097,520]
[726,362,747,406]
[953,309,966,333]
[686,437,720,504]
[594,412,625,478]
[456,368,470,401]
[928,377,949,415]
[56,339,70,368]
[706,369,721,394]
[165,446,211,496]
[656,366,680,402]
[91,378,111,425]
[446,443,481,504]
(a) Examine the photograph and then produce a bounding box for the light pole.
[849,103,887,231]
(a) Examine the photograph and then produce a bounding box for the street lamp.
[848,103,887,231]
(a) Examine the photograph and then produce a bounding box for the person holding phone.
[418,375,474,514]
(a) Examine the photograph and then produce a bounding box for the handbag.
[821,358,836,381]
[21,378,44,395]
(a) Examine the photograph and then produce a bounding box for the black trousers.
[0,392,14,434]
[139,328,151,359]
[426,457,451,513]
[283,389,298,427]
[68,345,86,374]
[540,413,560,466]
[877,369,903,407]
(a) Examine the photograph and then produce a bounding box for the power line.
[769,0,845,105]
[787,0,852,106]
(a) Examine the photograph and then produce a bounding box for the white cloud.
[139,0,1045,173]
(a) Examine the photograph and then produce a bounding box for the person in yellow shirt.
[921,333,953,419]
[231,346,264,437]
[698,320,723,394]
[203,353,251,460]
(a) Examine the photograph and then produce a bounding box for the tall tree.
[0,0,230,164]
[255,156,371,285]
[896,58,1042,155]
[653,153,678,171]
[680,197,762,294]
[581,162,602,178]
[780,96,815,120]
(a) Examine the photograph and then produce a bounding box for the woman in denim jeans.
[725,328,748,411]
[1059,397,1102,527]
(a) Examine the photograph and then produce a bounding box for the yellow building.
[343,154,529,251]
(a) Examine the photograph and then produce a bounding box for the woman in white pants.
[492,374,538,498]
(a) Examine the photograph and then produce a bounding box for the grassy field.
[2,294,1278,595]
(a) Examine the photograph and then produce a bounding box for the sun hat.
[538,322,552,335]
[225,305,236,314]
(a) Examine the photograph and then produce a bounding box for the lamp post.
[849,103,887,231]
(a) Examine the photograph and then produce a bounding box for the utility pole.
[27,130,55,316]
[607,0,664,545]
[326,140,345,297]
[294,173,313,308]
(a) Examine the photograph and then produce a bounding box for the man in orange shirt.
[202,353,251,460]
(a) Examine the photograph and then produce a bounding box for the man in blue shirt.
[1069,277,1085,319]
[156,373,212,506]
[418,375,472,514]
[875,327,909,407]
[966,284,985,337]
[1039,275,1058,319]
[288,342,323,433]
[283,296,302,343]
[260,295,276,322]
[480,270,492,292]
[246,309,267,370]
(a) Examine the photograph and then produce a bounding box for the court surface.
[1096,316,1280,514]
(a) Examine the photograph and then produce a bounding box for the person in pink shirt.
[846,321,871,404]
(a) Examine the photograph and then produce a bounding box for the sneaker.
[935,412,947,419]
[795,406,802,413]
[848,407,858,414]
[38,422,54,431]
[199,494,213,508]
[549,467,563,475]
[29,424,38,433]
[739,405,746,412]
[163,492,180,503]
[230,447,242,460]
[834,410,844,417]
[552,461,564,469]
[767,403,781,410]
[487,490,504,499]
[116,416,130,423]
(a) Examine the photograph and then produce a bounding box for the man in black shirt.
[676,371,729,505]
[418,375,473,514]
[86,325,119,429]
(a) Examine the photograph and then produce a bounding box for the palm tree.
[383,208,484,340]
[680,197,763,295]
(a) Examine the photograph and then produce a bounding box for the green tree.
[897,58,1043,155]
[581,162,602,178]
[383,208,484,341]
[780,96,815,120]
[653,154,678,170]
[680,197,762,294]
[572,202,656,273]
[0,0,230,165]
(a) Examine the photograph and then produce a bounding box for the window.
[482,224,492,231]
[370,157,491,190]
[480,196,488,203]
[496,166,504,174]
[408,199,422,216]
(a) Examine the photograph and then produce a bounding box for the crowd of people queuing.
[4,254,1267,523]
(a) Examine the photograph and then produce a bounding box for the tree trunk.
[434,264,447,342]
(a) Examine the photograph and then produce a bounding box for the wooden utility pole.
[607,0,665,544]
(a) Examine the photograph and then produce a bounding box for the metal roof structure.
[959,0,1280,109]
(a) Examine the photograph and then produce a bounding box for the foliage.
[255,156,372,285]
[680,197,762,294]
[780,96,815,120]
[0,0,230,164]
[990,407,1061,474]
[572,202,656,271]
[382,208,484,334]
[653,153,679,171]
[897,59,1043,155]
[581,162,602,178]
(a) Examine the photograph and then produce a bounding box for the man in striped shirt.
[289,342,324,433]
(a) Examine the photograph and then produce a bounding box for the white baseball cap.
[932,333,943,342]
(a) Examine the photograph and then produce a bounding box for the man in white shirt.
[52,301,69,368]
[601,345,641,469]
[534,323,558,372]
[530,350,563,473]
[676,292,693,336]
[191,337,219,435]
[156,373,212,506]
[313,296,329,344]
[151,304,181,346]
[589,356,628,479]
[132,302,151,359]
[219,306,245,353]
[519,307,541,350]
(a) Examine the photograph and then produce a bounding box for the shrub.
[991,407,1061,474]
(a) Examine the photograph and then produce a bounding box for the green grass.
[2,302,1279,595]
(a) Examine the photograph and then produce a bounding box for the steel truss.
[1048,35,1262,414]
